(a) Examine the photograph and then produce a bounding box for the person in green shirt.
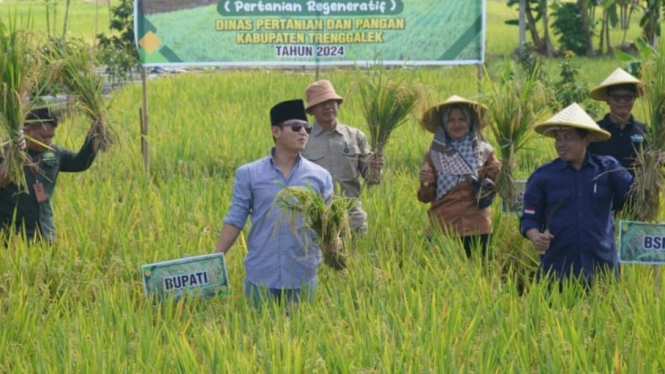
[302,80,383,235]
[0,108,98,242]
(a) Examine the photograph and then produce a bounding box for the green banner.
[141,253,231,301]
[618,221,665,265]
[134,0,485,66]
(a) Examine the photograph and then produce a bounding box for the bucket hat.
[305,80,343,113]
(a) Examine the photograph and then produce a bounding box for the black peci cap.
[270,99,308,126]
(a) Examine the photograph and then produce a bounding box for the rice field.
[1,0,665,372]
[0,0,113,42]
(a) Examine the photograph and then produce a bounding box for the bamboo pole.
[519,0,526,54]
[141,67,149,174]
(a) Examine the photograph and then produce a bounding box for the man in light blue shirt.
[214,99,333,306]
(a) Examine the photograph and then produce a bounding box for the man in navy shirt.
[521,103,634,286]
[588,68,647,174]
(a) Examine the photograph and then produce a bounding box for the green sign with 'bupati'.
[618,220,665,265]
[142,253,231,300]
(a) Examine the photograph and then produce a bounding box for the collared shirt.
[520,154,633,280]
[224,148,333,289]
[0,137,97,241]
[302,122,372,198]
[588,113,647,171]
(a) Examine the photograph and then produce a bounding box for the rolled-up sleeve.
[322,172,334,204]
[223,166,252,229]
[520,173,546,237]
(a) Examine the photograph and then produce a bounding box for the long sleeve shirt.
[0,136,97,241]
[223,149,333,289]
[520,154,633,280]
[417,146,501,237]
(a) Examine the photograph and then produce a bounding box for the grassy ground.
[1,1,664,372]
[0,0,113,41]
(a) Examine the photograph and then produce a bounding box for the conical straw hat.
[421,95,486,134]
[535,103,611,142]
[589,68,643,101]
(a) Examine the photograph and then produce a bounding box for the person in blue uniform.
[520,103,634,286]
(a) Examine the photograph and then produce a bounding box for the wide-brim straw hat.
[589,68,643,101]
[421,95,486,134]
[305,80,343,113]
[534,103,611,142]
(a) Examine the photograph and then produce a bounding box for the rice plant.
[631,38,665,222]
[483,58,550,209]
[483,59,549,291]
[0,62,663,374]
[49,39,114,152]
[0,17,42,192]
[274,185,354,270]
[355,63,426,184]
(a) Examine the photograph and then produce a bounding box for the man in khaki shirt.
[302,80,383,235]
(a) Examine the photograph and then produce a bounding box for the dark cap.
[270,99,308,126]
[25,107,58,127]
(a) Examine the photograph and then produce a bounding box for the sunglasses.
[609,93,635,102]
[280,121,312,134]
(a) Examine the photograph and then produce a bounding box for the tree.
[552,2,588,56]
[597,0,619,55]
[506,0,548,54]
[541,0,554,56]
[96,0,140,84]
[579,0,595,55]
[640,0,662,46]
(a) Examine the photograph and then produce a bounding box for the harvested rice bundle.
[484,61,549,292]
[631,39,665,221]
[51,41,114,152]
[274,186,353,270]
[356,65,424,185]
[484,61,549,210]
[0,20,41,192]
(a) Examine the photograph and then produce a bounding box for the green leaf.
[614,49,637,64]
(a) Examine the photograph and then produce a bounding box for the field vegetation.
[1,0,664,372]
